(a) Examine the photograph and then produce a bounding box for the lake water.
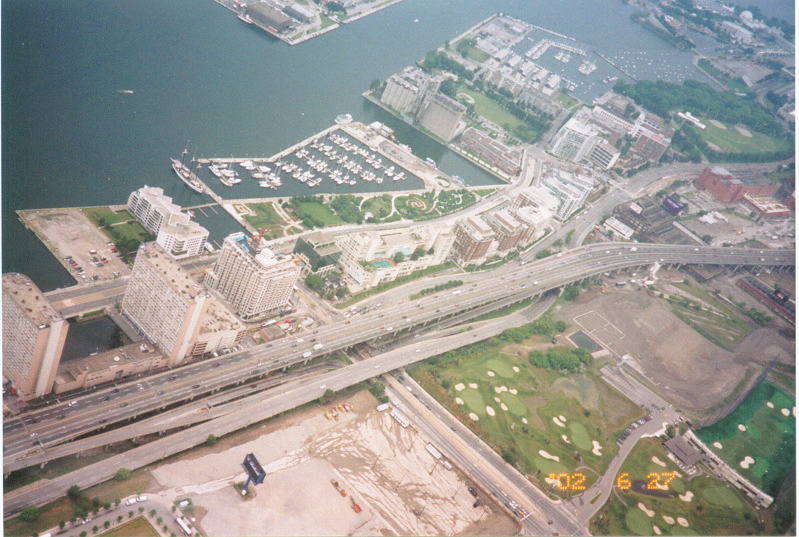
[4,0,719,291]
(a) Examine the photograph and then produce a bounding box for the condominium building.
[539,165,595,220]
[549,116,598,163]
[483,209,532,252]
[335,225,454,289]
[122,242,243,366]
[2,273,69,400]
[204,232,300,321]
[451,216,496,264]
[459,127,523,177]
[127,186,209,259]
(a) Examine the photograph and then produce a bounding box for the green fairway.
[291,200,345,227]
[691,121,790,155]
[243,202,285,237]
[590,439,762,535]
[696,381,795,496]
[410,327,643,497]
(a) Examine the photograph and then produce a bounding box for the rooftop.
[3,273,62,327]
[138,242,203,298]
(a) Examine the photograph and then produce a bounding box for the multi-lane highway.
[5,242,792,467]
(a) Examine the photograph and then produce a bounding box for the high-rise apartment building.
[122,242,243,365]
[3,273,69,399]
[451,216,496,264]
[204,232,300,321]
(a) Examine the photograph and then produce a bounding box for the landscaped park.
[589,437,764,535]
[410,318,645,498]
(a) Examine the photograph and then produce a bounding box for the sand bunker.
[679,491,694,502]
[766,401,774,408]
[494,396,501,403]
[740,455,755,469]
[713,441,723,449]
[662,515,675,525]
[735,125,752,137]
[677,517,689,527]
[544,476,558,486]
[538,449,560,462]
[638,502,655,517]
[454,383,465,392]
[500,403,509,411]
[468,383,478,389]
[781,408,790,416]
[509,388,518,395]
[512,366,520,373]
[737,424,747,432]
[521,417,528,424]
[706,141,722,152]
[455,397,464,405]
[487,370,495,377]
[709,119,726,129]
[559,415,566,422]
[552,417,566,427]
[651,456,667,467]
[469,413,479,421]
[561,434,571,444]
[486,406,496,416]
[653,525,662,535]
[592,440,602,456]
[494,385,508,393]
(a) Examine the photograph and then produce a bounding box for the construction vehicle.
[350,497,362,513]
[330,479,347,496]
[325,409,332,420]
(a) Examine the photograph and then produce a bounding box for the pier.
[593,49,638,82]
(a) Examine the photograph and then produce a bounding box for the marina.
[184,121,454,199]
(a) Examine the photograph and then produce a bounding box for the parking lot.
[18,208,131,282]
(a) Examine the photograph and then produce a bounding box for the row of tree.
[529,347,593,372]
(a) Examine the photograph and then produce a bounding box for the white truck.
[312,343,324,351]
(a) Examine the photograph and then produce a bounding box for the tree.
[60,521,67,530]
[117,515,123,523]
[104,521,110,529]
[206,434,218,446]
[115,498,121,507]
[561,284,580,301]
[92,525,98,534]
[19,506,40,522]
[305,274,324,292]
[411,246,426,261]
[68,485,82,499]
[80,532,88,537]
[115,468,131,481]
[138,506,145,514]
[392,251,405,263]
[150,509,157,517]
[129,510,134,518]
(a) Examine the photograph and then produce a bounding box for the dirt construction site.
[149,390,516,536]
[551,267,795,419]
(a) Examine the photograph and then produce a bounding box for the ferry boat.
[171,152,204,193]
[335,113,353,125]
[424,157,437,168]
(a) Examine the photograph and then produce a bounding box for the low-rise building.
[539,164,595,220]
[740,194,792,218]
[695,166,777,203]
[53,342,166,394]
[458,127,523,176]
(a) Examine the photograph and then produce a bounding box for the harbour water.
[2,0,758,291]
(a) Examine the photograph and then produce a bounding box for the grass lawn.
[411,338,644,497]
[243,202,285,237]
[454,40,490,63]
[99,517,160,537]
[291,200,345,227]
[690,121,790,155]
[83,207,134,226]
[458,87,529,133]
[590,438,763,536]
[361,194,393,220]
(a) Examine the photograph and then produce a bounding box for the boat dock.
[593,49,638,82]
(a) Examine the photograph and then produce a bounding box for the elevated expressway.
[3,243,793,520]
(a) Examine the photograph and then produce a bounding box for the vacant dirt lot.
[150,390,515,536]
[552,268,794,417]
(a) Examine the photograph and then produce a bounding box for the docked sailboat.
[171,145,204,193]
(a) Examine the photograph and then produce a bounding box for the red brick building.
[695,166,777,203]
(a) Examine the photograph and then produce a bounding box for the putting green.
[568,420,593,451]
[625,508,654,535]
[552,375,599,410]
[700,486,743,510]
[485,358,516,378]
[499,392,528,417]
[459,388,486,416]
[669,478,686,494]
